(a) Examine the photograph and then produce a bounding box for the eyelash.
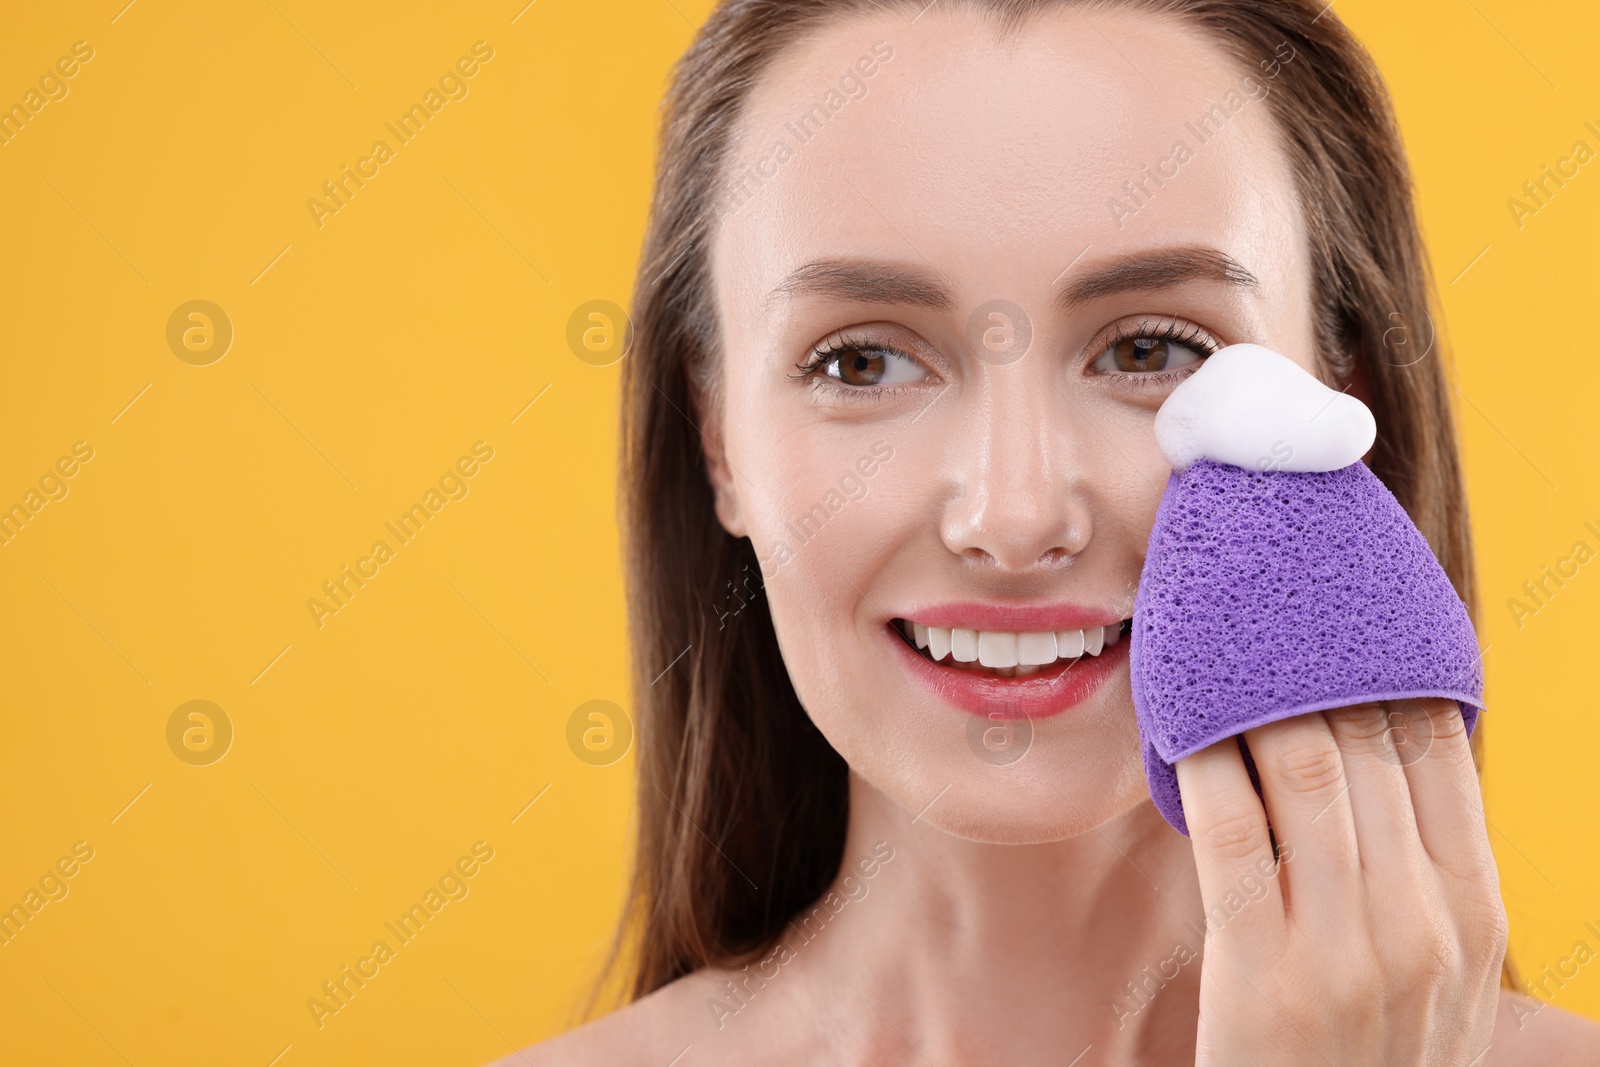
[1095,317,1222,388]
[787,317,1223,397]
[786,331,921,400]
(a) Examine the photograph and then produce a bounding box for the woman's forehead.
[711,6,1308,325]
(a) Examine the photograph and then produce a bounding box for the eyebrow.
[762,245,1260,316]
[1055,246,1259,311]
[764,258,956,314]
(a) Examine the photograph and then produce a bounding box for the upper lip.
[891,600,1131,633]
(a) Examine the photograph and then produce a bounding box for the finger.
[1240,712,1361,924]
[1175,735,1285,934]
[1393,697,1496,882]
[1321,701,1427,882]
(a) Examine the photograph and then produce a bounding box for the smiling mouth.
[890,618,1132,678]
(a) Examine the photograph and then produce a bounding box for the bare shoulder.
[479,973,714,1067]
[480,967,786,1067]
[1485,987,1600,1065]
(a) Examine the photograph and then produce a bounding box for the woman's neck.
[783,772,1211,1064]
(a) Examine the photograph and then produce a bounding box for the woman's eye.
[1093,335,1208,374]
[819,344,928,386]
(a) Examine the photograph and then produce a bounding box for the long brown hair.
[597,0,1518,1014]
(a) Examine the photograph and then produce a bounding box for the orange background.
[0,1,1595,1063]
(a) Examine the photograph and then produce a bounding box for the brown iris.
[1110,337,1173,372]
[834,346,887,385]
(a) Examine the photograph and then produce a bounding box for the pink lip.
[895,600,1128,633]
[884,622,1128,719]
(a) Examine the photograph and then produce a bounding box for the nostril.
[941,496,1090,572]
[957,545,1075,571]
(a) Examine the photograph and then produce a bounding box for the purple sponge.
[1131,458,1484,836]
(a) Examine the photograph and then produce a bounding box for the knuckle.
[1273,737,1346,797]
[1429,711,1470,748]
[1387,912,1464,988]
[1195,807,1270,862]
[1326,703,1392,746]
[1412,696,1469,744]
[1418,931,1460,986]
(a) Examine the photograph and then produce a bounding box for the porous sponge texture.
[1131,459,1484,836]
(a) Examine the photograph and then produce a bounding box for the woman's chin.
[823,671,1151,843]
[862,754,1153,846]
[906,787,1149,845]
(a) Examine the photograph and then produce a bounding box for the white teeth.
[1017,632,1057,666]
[904,619,1127,673]
[977,631,1019,668]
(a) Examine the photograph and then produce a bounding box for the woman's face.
[703,6,1318,842]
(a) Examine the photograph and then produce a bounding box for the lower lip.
[885,624,1128,719]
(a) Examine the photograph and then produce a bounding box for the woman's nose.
[938,371,1092,571]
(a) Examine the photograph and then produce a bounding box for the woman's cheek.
[746,439,905,672]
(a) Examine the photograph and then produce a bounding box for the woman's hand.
[1175,698,1509,1065]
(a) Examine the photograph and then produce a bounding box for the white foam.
[1153,343,1376,473]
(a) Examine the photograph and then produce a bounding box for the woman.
[511,0,1600,1062]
